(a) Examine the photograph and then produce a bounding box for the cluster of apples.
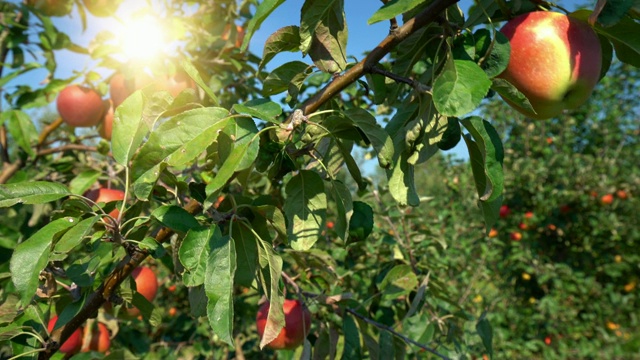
[498,11,602,119]
[56,70,195,141]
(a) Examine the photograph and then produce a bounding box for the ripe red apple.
[488,228,498,238]
[256,299,311,350]
[510,232,522,241]
[499,205,511,218]
[518,222,528,230]
[616,190,628,199]
[109,71,154,109]
[81,322,110,353]
[524,211,534,219]
[57,85,106,127]
[498,11,602,119]
[98,101,114,141]
[47,316,83,354]
[126,266,159,317]
[600,194,614,205]
[161,71,196,98]
[84,188,125,220]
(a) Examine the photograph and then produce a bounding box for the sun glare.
[118,16,166,62]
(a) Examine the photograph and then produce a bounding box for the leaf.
[334,139,366,190]
[6,110,37,157]
[595,0,634,26]
[233,221,259,287]
[256,237,284,349]
[242,0,286,51]
[303,0,348,73]
[0,181,70,207]
[328,181,353,241]
[433,58,492,117]
[348,201,373,243]
[262,61,310,96]
[368,0,425,24]
[386,152,419,206]
[260,25,302,70]
[179,226,220,287]
[460,117,504,202]
[112,91,147,166]
[284,170,327,251]
[151,205,201,233]
[182,60,220,106]
[217,117,259,171]
[131,107,230,183]
[491,78,536,115]
[380,264,418,300]
[54,216,98,254]
[343,108,394,169]
[474,28,511,78]
[232,99,282,124]
[341,314,362,359]
[10,217,76,305]
[437,117,462,151]
[205,235,236,346]
[476,314,494,358]
[68,170,101,195]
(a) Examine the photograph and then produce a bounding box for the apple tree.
[0,0,638,359]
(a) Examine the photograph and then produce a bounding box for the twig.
[39,199,203,359]
[345,308,450,360]
[289,0,459,122]
[367,66,431,93]
[37,118,64,147]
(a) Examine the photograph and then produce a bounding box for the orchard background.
[0,0,639,359]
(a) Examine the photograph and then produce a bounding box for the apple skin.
[47,316,83,354]
[499,205,511,218]
[125,266,159,317]
[81,322,110,353]
[600,194,614,205]
[256,299,311,350]
[498,11,602,119]
[84,188,125,220]
[98,101,114,141]
[57,85,106,127]
[109,72,154,109]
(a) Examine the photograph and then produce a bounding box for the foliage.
[0,0,638,359]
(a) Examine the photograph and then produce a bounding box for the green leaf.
[217,117,259,171]
[460,117,504,202]
[232,99,283,124]
[112,91,147,166]
[182,60,220,106]
[260,25,301,70]
[131,107,230,183]
[262,61,310,96]
[348,201,373,243]
[233,221,259,287]
[386,152,419,206]
[433,58,492,117]
[302,0,348,73]
[180,226,220,287]
[242,0,286,51]
[256,236,284,349]
[328,181,353,241]
[68,170,101,195]
[284,170,327,251]
[380,264,418,300]
[491,78,536,115]
[595,0,634,26]
[342,314,362,359]
[343,108,394,169]
[151,205,201,233]
[205,234,236,346]
[54,216,98,254]
[368,0,425,24]
[437,117,462,151]
[6,110,37,157]
[10,217,76,305]
[0,181,70,207]
[476,314,494,358]
[474,28,511,78]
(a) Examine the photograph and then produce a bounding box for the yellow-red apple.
[84,188,125,221]
[47,316,83,354]
[126,266,159,317]
[498,11,602,119]
[98,101,114,141]
[256,299,311,350]
[81,322,110,353]
[57,85,105,127]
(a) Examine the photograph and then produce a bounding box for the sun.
[117,15,166,62]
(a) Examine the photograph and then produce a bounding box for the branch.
[39,199,203,359]
[291,0,460,121]
[367,66,431,93]
[37,118,64,147]
[345,308,450,360]
[36,144,98,157]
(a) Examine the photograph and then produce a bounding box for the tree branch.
[291,0,459,121]
[39,199,203,359]
[345,307,450,360]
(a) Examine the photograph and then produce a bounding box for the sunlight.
[117,15,166,62]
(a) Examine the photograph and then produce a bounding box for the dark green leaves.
[491,78,536,115]
[433,58,492,117]
[368,0,426,24]
[205,234,236,346]
[260,25,301,70]
[0,181,70,207]
[284,170,327,250]
[380,264,419,300]
[300,0,348,73]
[348,201,373,243]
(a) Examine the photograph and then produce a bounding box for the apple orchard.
[0,0,639,359]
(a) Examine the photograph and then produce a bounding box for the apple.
[161,71,196,98]
[27,0,73,17]
[125,266,159,317]
[488,228,498,238]
[84,188,125,221]
[510,232,522,241]
[256,299,311,350]
[524,211,534,219]
[57,85,106,127]
[518,222,528,230]
[616,190,628,199]
[82,0,123,17]
[498,11,602,119]
[499,205,511,218]
[222,24,246,48]
[168,307,177,317]
[81,322,110,353]
[326,221,335,230]
[600,194,614,205]
[47,316,83,354]
[544,336,552,346]
[109,71,154,109]
[98,100,114,141]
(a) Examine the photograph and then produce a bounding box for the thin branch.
[36,144,98,157]
[290,0,460,121]
[367,66,431,93]
[39,199,203,359]
[345,308,450,360]
[37,118,64,147]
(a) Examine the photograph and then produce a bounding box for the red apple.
[81,322,110,353]
[126,266,159,317]
[499,205,511,218]
[222,24,246,48]
[98,100,114,141]
[524,211,534,219]
[510,232,523,241]
[161,71,196,98]
[256,299,311,350]
[488,228,498,238]
[84,188,125,220]
[600,194,614,205]
[544,336,552,346]
[326,221,335,230]
[57,85,105,127]
[47,316,83,354]
[518,222,528,230]
[616,190,628,199]
[498,11,602,119]
[109,71,153,109]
